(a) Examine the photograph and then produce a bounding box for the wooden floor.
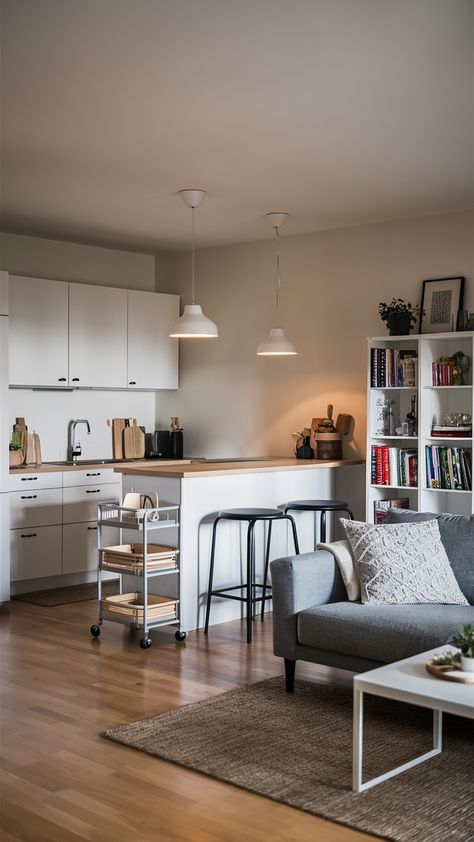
[0,600,376,842]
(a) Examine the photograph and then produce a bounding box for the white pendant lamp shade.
[169,188,219,339]
[257,327,297,356]
[170,304,218,338]
[257,212,297,356]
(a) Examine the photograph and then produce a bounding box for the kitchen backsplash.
[9,390,156,461]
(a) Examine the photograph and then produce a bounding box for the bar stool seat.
[204,507,299,643]
[284,499,354,544]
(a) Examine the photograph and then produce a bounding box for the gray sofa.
[270,510,474,691]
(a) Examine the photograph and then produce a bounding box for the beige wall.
[156,210,474,459]
[0,232,155,290]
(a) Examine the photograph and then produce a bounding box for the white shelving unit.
[366,331,474,522]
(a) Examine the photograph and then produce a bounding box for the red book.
[375,447,384,485]
[382,447,390,485]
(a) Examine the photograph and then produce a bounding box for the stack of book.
[370,348,417,388]
[371,446,418,486]
[431,425,472,438]
[425,446,472,490]
[373,497,410,524]
[431,358,463,386]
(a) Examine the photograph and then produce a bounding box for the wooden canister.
[314,431,343,460]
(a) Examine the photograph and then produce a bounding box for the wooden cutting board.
[32,432,42,465]
[112,418,126,459]
[24,432,36,464]
[123,421,145,459]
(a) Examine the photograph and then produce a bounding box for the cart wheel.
[90,624,101,638]
[175,630,187,642]
[140,638,152,649]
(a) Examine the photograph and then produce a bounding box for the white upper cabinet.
[69,283,128,388]
[127,290,179,390]
[9,276,69,387]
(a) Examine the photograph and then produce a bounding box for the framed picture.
[419,276,465,334]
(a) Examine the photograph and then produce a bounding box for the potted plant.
[453,624,474,672]
[378,299,419,336]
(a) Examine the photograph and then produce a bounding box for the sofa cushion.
[386,509,474,604]
[297,601,474,663]
[342,519,468,605]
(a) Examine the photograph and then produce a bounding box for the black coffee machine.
[145,429,183,459]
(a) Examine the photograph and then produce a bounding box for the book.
[374,497,410,524]
[425,445,472,491]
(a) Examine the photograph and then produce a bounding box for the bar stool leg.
[246,520,255,644]
[204,517,221,635]
[320,509,327,543]
[285,514,300,555]
[260,520,273,621]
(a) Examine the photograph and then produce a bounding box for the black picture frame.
[419,276,465,334]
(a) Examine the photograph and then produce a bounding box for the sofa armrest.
[270,550,347,660]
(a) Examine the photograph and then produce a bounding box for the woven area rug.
[13,578,119,606]
[104,676,474,842]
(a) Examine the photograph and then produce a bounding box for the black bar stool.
[204,508,299,644]
[283,499,354,545]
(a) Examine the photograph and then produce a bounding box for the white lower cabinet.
[10,526,62,581]
[62,480,121,574]
[9,471,122,583]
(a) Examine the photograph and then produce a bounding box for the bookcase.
[366,331,474,523]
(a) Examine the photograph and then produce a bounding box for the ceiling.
[1,0,473,252]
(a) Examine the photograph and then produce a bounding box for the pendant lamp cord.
[275,226,281,311]
[191,205,196,305]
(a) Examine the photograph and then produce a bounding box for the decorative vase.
[388,315,411,336]
[461,655,474,673]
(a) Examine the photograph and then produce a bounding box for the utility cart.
[90,500,186,649]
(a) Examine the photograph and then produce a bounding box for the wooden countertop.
[9,459,194,475]
[114,457,364,479]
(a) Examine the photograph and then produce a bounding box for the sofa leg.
[284,658,296,693]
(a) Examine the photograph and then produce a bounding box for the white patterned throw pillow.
[341,519,468,605]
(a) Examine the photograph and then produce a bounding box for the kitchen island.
[115,458,364,632]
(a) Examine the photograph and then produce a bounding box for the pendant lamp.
[257,212,297,356]
[169,189,218,339]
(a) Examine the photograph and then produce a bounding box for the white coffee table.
[353,645,474,792]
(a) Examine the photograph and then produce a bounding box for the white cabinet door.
[63,483,122,524]
[62,521,98,573]
[10,525,62,581]
[9,276,69,387]
[62,468,118,487]
[10,488,63,528]
[127,290,179,390]
[69,284,127,388]
[62,522,117,573]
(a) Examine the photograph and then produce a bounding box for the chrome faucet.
[68,419,91,462]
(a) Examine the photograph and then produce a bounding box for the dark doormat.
[104,676,474,842]
[13,578,120,607]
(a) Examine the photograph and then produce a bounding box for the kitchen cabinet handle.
[20,495,38,500]
[20,533,37,538]
[72,377,80,382]
[86,472,100,477]
[58,377,67,382]
[87,526,98,531]
[129,381,136,385]
[20,477,38,482]
[85,489,101,494]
